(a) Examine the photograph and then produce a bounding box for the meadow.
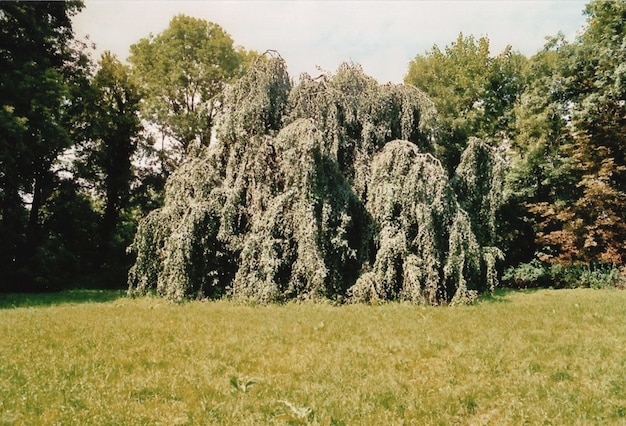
[1,288,625,425]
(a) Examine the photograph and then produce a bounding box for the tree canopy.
[129,15,249,161]
[509,0,626,268]
[0,0,88,290]
[74,51,143,276]
[405,34,526,173]
[128,55,505,304]
[3,0,626,296]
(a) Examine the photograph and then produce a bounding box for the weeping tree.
[286,63,436,199]
[128,52,505,304]
[349,139,503,305]
[452,137,506,293]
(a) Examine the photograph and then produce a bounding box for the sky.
[72,1,589,84]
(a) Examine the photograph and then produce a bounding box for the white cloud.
[73,0,588,84]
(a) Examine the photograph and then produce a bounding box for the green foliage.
[129,55,505,304]
[563,0,626,265]
[548,264,626,289]
[504,260,626,289]
[230,119,369,302]
[72,52,143,280]
[129,15,246,153]
[129,55,293,301]
[452,138,506,290]
[578,267,625,289]
[128,153,230,301]
[229,376,258,393]
[453,137,506,247]
[13,1,626,295]
[508,0,626,268]
[502,260,551,288]
[218,50,292,142]
[500,38,578,266]
[0,289,124,309]
[405,34,526,172]
[0,0,90,291]
[287,63,436,198]
[350,141,481,304]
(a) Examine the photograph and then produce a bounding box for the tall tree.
[0,0,88,290]
[75,52,143,271]
[505,0,626,269]
[503,35,579,266]
[565,0,626,264]
[513,0,626,266]
[129,57,503,305]
[405,34,526,173]
[128,15,245,165]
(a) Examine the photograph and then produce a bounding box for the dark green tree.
[510,0,626,267]
[504,35,579,266]
[0,0,88,290]
[34,178,101,290]
[561,0,626,265]
[74,51,143,283]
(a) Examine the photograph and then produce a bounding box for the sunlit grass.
[1,288,625,424]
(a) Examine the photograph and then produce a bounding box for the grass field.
[1,288,625,425]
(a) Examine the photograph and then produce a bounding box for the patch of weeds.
[229,376,259,393]
[460,395,478,415]
[131,388,159,402]
[550,371,572,382]
[329,417,347,426]
[275,400,313,424]
[375,390,405,416]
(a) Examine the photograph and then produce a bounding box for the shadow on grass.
[0,289,127,309]
[476,288,512,304]
[477,287,547,304]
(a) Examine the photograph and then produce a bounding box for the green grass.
[1,289,626,424]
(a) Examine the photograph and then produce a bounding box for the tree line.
[0,2,253,291]
[1,0,624,296]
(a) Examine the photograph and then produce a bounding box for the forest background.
[1,0,625,299]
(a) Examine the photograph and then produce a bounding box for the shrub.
[503,260,550,288]
[504,261,626,289]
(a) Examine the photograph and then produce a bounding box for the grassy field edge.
[1,288,625,424]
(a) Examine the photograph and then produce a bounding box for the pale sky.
[72,1,589,84]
